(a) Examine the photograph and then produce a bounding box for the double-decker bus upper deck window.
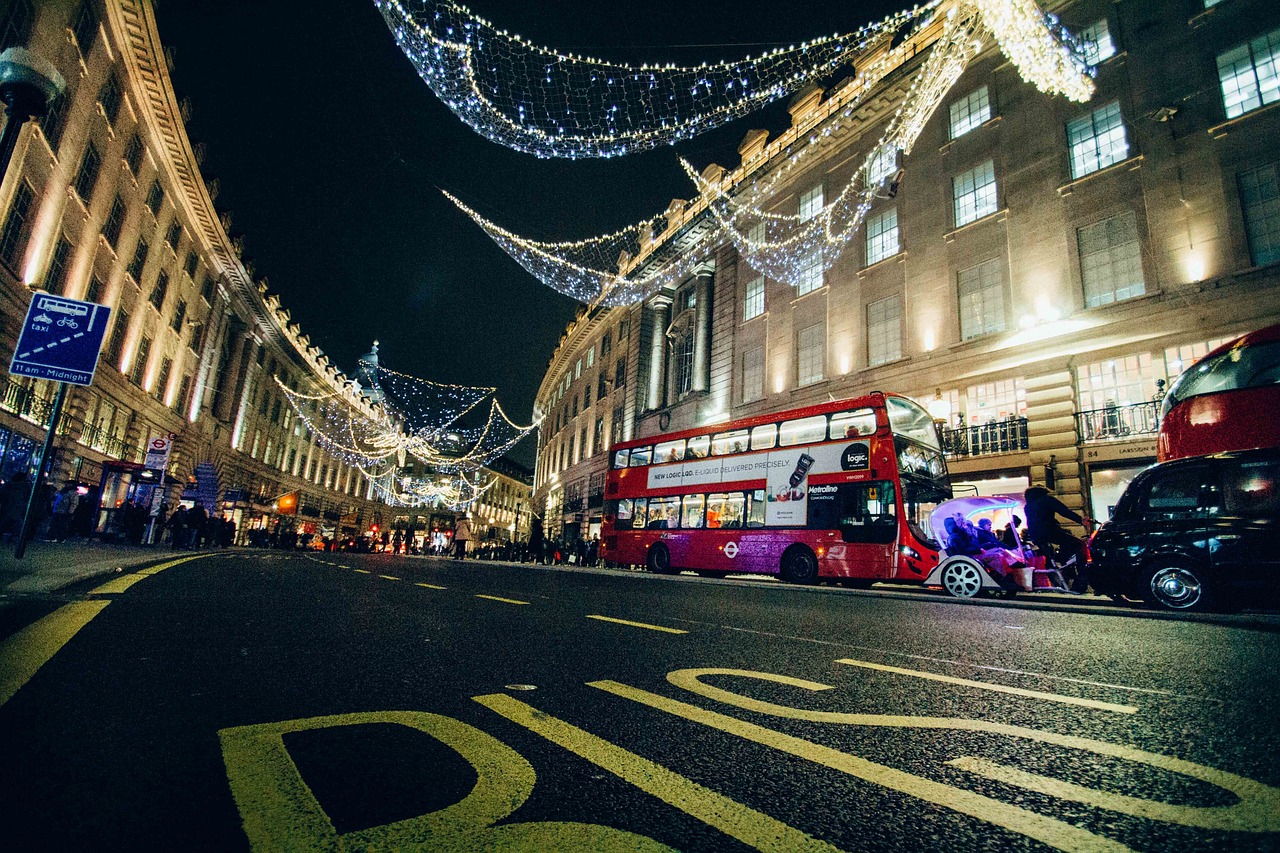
[707,492,746,528]
[747,489,767,527]
[779,415,828,447]
[682,494,706,528]
[648,495,680,528]
[712,429,749,455]
[630,446,652,467]
[655,438,686,464]
[751,424,778,450]
[613,448,631,469]
[830,408,877,439]
[886,397,941,450]
[687,435,710,458]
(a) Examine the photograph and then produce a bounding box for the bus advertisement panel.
[602,393,951,585]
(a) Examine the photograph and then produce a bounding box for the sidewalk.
[0,541,173,595]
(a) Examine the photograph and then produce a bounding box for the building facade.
[532,0,1280,537]
[0,0,505,542]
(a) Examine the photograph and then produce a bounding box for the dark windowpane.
[172,299,187,332]
[150,270,168,310]
[130,336,151,385]
[127,237,149,280]
[98,72,122,125]
[0,0,34,51]
[45,237,73,295]
[166,221,182,249]
[72,0,98,54]
[146,181,164,215]
[74,143,102,202]
[184,250,198,277]
[0,181,34,267]
[86,275,105,304]
[39,92,69,153]
[102,195,126,248]
[124,134,144,173]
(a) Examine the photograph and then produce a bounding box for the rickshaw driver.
[1024,486,1093,593]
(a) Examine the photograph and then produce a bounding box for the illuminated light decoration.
[434,0,1093,298]
[375,0,936,159]
[362,465,496,511]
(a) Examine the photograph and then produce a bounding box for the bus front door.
[823,482,898,579]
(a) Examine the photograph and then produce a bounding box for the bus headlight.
[900,545,920,560]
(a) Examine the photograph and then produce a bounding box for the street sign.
[144,436,172,471]
[9,294,111,386]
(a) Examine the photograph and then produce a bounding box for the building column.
[647,294,672,410]
[692,270,714,393]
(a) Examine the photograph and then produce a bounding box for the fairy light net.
[376,0,935,159]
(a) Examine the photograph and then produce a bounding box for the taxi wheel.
[646,543,677,575]
[779,546,819,584]
[1145,560,1213,611]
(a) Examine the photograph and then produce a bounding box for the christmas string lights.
[375,0,936,159]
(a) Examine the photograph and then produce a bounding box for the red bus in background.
[602,393,952,585]
[1158,323,1280,462]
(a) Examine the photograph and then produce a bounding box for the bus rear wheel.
[779,546,819,584]
[647,544,676,575]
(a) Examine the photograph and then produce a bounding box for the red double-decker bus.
[1157,322,1280,462]
[602,393,952,584]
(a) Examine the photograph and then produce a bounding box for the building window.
[1,0,34,51]
[586,344,595,368]
[795,256,823,295]
[1078,211,1145,306]
[200,275,215,302]
[166,222,182,251]
[867,295,902,367]
[583,382,591,409]
[124,134,144,173]
[675,332,695,395]
[949,85,991,139]
[965,378,1028,425]
[98,72,122,126]
[146,181,164,216]
[957,258,1006,340]
[1239,162,1280,266]
[105,311,129,367]
[798,184,824,222]
[601,332,612,357]
[868,145,897,187]
[797,323,825,387]
[45,236,73,294]
[743,275,764,321]
[611,403,625,444]
[172,299,187,333]
[1068,101,1129,179]
[1077,353,1158,412]
[150,271,169,310]
[597,372,607,399]
[953,160,997,227]
[1217,28,1280,120]
[594,417,605,454]
[86,274,105,304]
[1077,19,1116,66]
[575,358,582,379]
[742,346,764,403]
[865,208,899,266]
[0,180,34,268]
[72,0,98,54]
[184,250,198,278]
[128,237,149,280]
[103,195,126,248]
[39,92,69,154]
[189,322,204,353]
[154,357,172,403]
[614,357,626,388]
[73,143,102,203]
[130,336,151,385]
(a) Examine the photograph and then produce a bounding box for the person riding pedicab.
[1023,486,1093,593]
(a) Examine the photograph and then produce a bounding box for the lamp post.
[0,47,64,183]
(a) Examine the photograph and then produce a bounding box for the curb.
[2,550,198,596]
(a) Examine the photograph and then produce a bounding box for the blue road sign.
[9,294,111,387]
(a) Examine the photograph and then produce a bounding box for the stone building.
[532,0,1280,538]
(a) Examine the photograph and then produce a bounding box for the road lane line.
[89,573,148,594]
[711,624,1212,702]
[0,600,110,706]
[835,659,1139,714]
[589,679,1128,853]
[415,582,447,590]
[379,575,401,581]
[475,594,528,605]
[353,569,371,574]
[474,693,841,853]
[586,615,688,635]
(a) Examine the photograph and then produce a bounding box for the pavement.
[0,540,176,595]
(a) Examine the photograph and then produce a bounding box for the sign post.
[142,436,173,545]
[10,294,111,558]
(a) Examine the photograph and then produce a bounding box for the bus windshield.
[1162,339,1280,417]
[887,397,941,451]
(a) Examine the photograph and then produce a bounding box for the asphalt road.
[2,551,1279,852]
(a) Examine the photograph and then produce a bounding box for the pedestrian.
[167,505,188,548]
[72,486,100,541]
[453,515,472,560]
[392,529,403,554]
[587,536,599,567]
[0,472,32,544]
[1023,486,1093,593]
[186,502,207,549]
[527,516,544,564]
[50,482,78,542]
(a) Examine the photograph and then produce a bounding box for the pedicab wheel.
[939,558,985,599]
[646,543,677,574]
[1145,560,1212,611]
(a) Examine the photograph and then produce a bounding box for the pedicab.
[922,495,1070,599]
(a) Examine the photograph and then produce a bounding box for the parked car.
[1088,448,1280,611]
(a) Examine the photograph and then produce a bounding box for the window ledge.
[1208,99,1280,139]
[1057,154,1143,196]
[867,355,910,371]
[858,250,907,277]
[741,310,768,325]
[790,284,828,306]
[944,208,1007,242]
[939,115,1003,155]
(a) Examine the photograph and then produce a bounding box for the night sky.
[155,0,898,465]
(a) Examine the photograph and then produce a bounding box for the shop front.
[1083,439,1158,524]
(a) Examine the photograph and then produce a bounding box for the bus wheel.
[940,559,984,599]
[779,546,819,584]
[647,544,676,574]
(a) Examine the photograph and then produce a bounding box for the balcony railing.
[939,417,1029,459]
[1075,401,1161,443]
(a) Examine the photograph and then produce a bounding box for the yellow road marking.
[586,615,688,635]
[593,677,1126,853]
[835,659,1139,714]
[475,594,528,605]
[89,573,148,594]
[379,575,400,581]
[475,693,840,853]
[353,569,370,574]
[0,600,110,706]
[415,582,447,590]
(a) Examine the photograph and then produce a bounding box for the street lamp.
[0,47,65,181]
